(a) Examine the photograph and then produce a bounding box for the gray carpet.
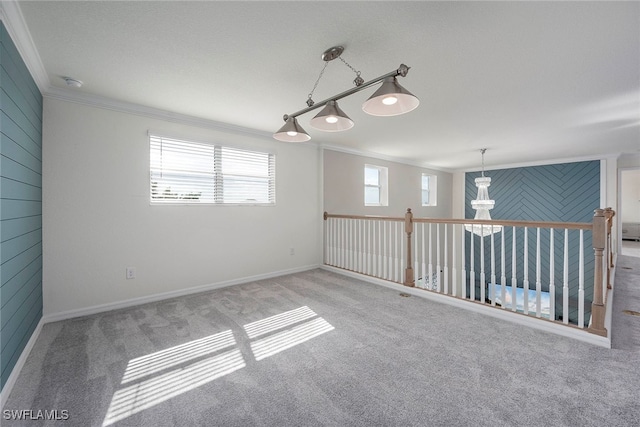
[4,257,640,426]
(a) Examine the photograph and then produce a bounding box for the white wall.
[621,170,640,223]
[42,98,321,317]
[323,149,453,218]
[617,154,640,251]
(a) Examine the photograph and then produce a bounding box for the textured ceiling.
[16,1,640,170]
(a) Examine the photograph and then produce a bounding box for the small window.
[150,135,275,204]
[364,164,388,206]
[422,173,437,206]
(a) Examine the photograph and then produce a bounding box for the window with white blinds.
[150,135,275,204]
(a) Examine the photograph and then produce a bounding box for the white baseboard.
[322,265,611,349]
[43,264,321,323]
[1,318,45,410]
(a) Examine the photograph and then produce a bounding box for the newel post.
[588,209,607,337]
[404,208,415,286]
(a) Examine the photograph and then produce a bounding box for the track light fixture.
[273,46,419,142]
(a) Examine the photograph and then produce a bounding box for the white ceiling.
[14,1,640,170]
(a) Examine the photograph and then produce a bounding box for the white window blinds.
[150,135,275,204]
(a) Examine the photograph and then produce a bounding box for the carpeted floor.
[4,256,640,426]
[622,240,640,258]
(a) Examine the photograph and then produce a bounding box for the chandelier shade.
[465,150,502,237]
[361,77,420,117]
[273,117,311,142]
[310,100,354,132]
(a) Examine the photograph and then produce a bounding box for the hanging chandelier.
[273,46,419,142]
[465,149,503,237]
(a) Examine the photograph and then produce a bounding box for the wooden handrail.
[324,212,405,222]
[324,212,591,230]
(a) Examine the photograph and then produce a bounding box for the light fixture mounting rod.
[283,64,411,121]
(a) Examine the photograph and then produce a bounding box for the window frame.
[364,164,388,207]
[421,173,437,206]
[149,134,276,206]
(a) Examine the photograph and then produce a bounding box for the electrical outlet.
[289,247,295,256]
[126,267,136,280]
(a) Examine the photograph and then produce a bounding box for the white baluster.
[414,221,419,285]
[349,219,354,271]
[421,223,426,289]
[462,224,467,299]
[352,219,357,272]
[360,219,364,273]
[361,219,366,274]
[523,227,529,315]
[356,219,364,273]
[500,230,506,310]
[369,220,373,276]
[428,223,433,290]
[397,222,402,283]
[549,229,555,321]
[337,219,342,268]
[563,229,569,325]
[359,219,367,273]
[376,221,384,278]
[436,223,442,292]
[332,219,336,267]
[353,219,358,271]
[452,224,457,297]
[578,229,585,328]
[470,231,475,301]
[388,221,393,281]
[535,228,542,318]
[370,220,375,276]
[325,218,330,265]
[344,219,349,270]
[511,227,517,312]
[364,219,368,274]
[479,232,485,303]
[372,220,376,276]
[383,221,388,280]
[444,224,449,295]
[490,227,496,306]
[331,218,336,266]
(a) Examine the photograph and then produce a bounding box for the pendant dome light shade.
[362,77,419,117]
[274,46,418,141]
[310,100,354,132]
[273,117,311,142]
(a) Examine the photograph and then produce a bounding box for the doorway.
[620,168,640,257]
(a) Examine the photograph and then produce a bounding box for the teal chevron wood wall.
[465,161,600,325]
[0,22,43,392]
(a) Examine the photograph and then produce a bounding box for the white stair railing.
[323,208,613,337]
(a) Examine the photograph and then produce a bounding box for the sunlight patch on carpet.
[243,306,317,339]
[102,349,245,426]
[250,317,335,361]
[102,306,334,426]
[121,330,236,384]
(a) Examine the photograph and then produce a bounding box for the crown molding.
[0,0,49,92]
[455,153,620,174]
[45,86,277,140]
[320,143,454,173]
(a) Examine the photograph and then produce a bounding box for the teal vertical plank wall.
[0,21,43,392]
[465,161,600,325]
